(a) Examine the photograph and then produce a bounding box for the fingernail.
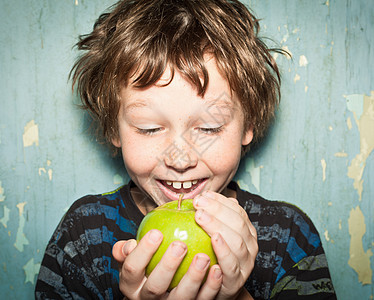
[213,233,224,246]
[195,255,210,271]
[171,242,187,257]
[148,230,162,244]
[195,195,209,207]
[213,266,222,280]
[123,240,136,255]
[195,209,211,223]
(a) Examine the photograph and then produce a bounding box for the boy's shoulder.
[50,182,142,246]
[232,181,321,248]
[232,182,329,299]
[68,184,126,213]
[66,182,142,220]
[234,182,316,226]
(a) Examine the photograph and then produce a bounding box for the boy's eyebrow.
[124,100,148,111]
[204,96,237,110]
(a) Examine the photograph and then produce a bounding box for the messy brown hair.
[71,0,283,153]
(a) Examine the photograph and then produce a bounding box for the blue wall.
[0,0,373,298]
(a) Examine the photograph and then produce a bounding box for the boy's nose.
[163,140,198,172]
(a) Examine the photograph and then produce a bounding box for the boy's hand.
[112,230,223,299]
[193,191,258,300]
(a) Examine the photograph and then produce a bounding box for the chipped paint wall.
[0,0,372,298]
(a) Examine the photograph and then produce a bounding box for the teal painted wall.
[0,0,373,298]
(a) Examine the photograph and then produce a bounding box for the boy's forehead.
[118,54,243,116]
[121,89,238,114]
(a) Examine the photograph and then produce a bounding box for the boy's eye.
[136,127,162,135]
[198,125,224,134]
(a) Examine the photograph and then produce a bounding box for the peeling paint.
[347,116,353,130]
[324,230,334,243]
[23,258,41,284]
[346,91,374,200]
[324,230,330,241]
[38,167,46,176]
[113,174,124,185]
[280,25,289,44]
[14,202,29,252]
[294,74,300,83]
[237,158,262,193]
[292,28,300,34]
[247,158,261,192]
[348,206,373,285]
[48,169,53,181]
[321,158,326,182]
[22,120,39,147]
[0,181,5,202]
[39,161,53,181]
[299,55,308,67]
[345,94,364,121]
[0,205,10,228]
[237,179,250,192]
[334,151,348,157]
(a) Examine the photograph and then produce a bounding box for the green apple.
[136,198,217,290]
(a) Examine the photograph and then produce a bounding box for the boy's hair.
[71,0,282,153]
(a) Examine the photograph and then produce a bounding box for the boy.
[35,0,336,299]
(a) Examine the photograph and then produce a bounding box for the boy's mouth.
[159,179,206,195]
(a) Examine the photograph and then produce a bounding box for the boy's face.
[113,57,253,211]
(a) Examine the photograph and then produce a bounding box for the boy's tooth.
[183,181,192,189]
[166,181,172,185]
[172,181,182,189]
[192,180,198,185]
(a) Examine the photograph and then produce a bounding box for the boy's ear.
[111,137,122,148]
[242,127,254,146]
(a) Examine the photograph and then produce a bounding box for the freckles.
[207,135,242,170]
[123,138,164,174]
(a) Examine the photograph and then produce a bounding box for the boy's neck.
[222,186,237,199]
[130,186,156,215]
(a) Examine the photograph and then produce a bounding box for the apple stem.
[178,193,184,210]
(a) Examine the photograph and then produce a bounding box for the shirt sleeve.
[35,199,123,300]
[270,245,336,299]
[269,205,336,300]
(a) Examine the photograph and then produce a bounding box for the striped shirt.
[35,181,336,299]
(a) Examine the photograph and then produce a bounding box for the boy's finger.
[171,253,211,299]
[112,240,128,263]
[140,241,187,299]
[210,233,245,295]
[195,209,251,259]
[120,229,163,287]
[194,191,239,213]
[194,192,255,240]
[196,265,223,300]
